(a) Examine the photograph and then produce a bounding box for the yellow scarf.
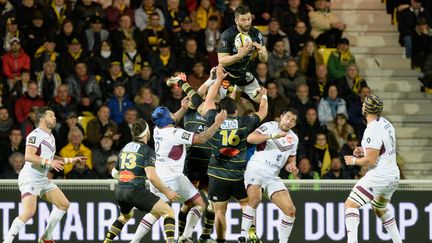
[34,46,57,62]
[118,4,125,13]
[352,75,363,94]
[69,49,82,60]
[196,7,213,29]
[51,1,67,25]
[318,79,327,95]
[340,51,353,66]
[159,52,170,66]
[122,51,142,75]
[315,143,331,176]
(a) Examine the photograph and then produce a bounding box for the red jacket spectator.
[14,81,45,123]
[2,38,30,80]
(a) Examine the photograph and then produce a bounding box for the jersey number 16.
[220,130,240,146]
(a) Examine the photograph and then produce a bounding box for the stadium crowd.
[1,0,403,181]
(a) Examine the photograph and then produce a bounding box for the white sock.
[279,214,295,243]
[379,211,402,243]
[4,217,25,243]
[345,208,360,243]
[130,213,158,243]
[42,207,66,240]
[240,206,256,239]
[182,206,203,239]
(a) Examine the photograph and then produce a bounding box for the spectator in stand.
[412,17,432,69]
[221,0,240,31]
[268,39,292,78]
[2,17,27,53]
[290,21,309,57]
[171,16,206,57]
[15,81,45,123]
[308,63,333,102]
[299,40,324,79]
[191,0,220,30]
[25,11,54,57]
[55,112,84,150]
[327,113,354,150]
[149,39,176,79]
[134,0,165,31]
[20,106,37,136]
[2,38,30,84]
[205,15,221,68]
[0,106,13,144]
[65,155,98,179]
[58,38,88,78]
[308,131,337,174]
[164,0,188,33]
[274,0,311,36]
[121,38,142,77]
[134,86,159,126]
[244,0,271,25]
[130,61,162,97]
[0,128,24,171]
[100,60,130,101]
[317,84,348,125]
[339,132,361,178]
[309,0,346,47]
[5,70,31,103]
[295,106,320,155]
[36,61,62,103]
[255,62,272,85]
[265,81,289,121]
[86,104,119,148]
[46,0,72,34]
[187,61,209,90]
[178,38,207,75]
[338,64,367,104]
[264,18,290,53]
[322,157,351,179]
[65,61,102,112]
[32,37,60,74]
[60,126,93,175]
[0,152,24,179]
[49,84,78,124]
[55,19,77,54]
[288,157,320,179]
[110,14,142,56]
[71,0,105,34]
[327,37,356,81]
[347,85,370,138]
[105,0,134,32]
[92,132,117,178]
[90,40,114,77]
[142,13,171,53]
[1,0,15,32]
[276,59,307,99]
[116,107,137,149]
[289,83,316,124]
[397,0,431,58]
[82,15,110,57]
[107,82,133,124]
[102,155,117,179]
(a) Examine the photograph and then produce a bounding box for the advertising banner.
[1,189,431,242]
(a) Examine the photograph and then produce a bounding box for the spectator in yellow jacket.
[60,127,93,175]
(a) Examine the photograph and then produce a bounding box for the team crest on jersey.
[29,136,36,144]
[221,120,238,129]
[366,137,371,143]
[258,125,268,132]
[181,132,191,140]
[220,40,227,48]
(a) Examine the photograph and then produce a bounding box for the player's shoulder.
[288,129,299,142]
[261,121,278,130]
[223,25,239,35]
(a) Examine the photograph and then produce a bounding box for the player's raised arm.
[253,42,268,63]
[218,43,254,66]
[192,110,227,144]
[200,65,227,115]
[173,96,190,122]
[254,87,269,121]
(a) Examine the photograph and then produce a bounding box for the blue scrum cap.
[152,106,175,127]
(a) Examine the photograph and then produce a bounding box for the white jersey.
[247,121,298,176]
[153,126,195,180]
[21,128,56,177]
[361,117,399,177]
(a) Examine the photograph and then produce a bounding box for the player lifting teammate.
[218,5,268,103]
[199,66,268,243]
[3,107,87,243]
[344,95,402,243]
[104,119,180,243]
[239,109,300,243]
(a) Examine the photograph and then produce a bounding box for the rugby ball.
[234,33,252,50]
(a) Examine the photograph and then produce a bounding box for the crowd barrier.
[1,179,431,242]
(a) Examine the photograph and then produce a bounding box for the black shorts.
[208,176,247,202]
[226,71,254,86]
[184,160,209,191]
[114,187,160,214]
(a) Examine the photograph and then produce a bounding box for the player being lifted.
[199,66,268,243]
[104,119,180,243]
[344,95,402,243]
[3,107,87,243]
[218,5,268,103]
[239,109,299,243]
[130,98,226,243]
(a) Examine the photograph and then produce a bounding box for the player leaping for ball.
[3,107,87,243]
[239,109,299,243]
[344,95,402,243]
[217,5,268,103]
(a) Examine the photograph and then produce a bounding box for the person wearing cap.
[107,82,134,124]
[100,58,130,101]
[25,10,52,56]
[16,0,43,29]
[130,61,161,97]
[3,17,27,52]
[327,37,356,81]
[340,132,361,178]
[83,15,109,55]
[71,0,104,34]
[92,130,117,178]
[131,98,226,243]
[344,95,403,243]
[264,18,290,54]
[110,14,142,56]
[46,0,72,34]
[171,16,205,57]
[58,37,87,77]
[1,37,31,83]
[33,37,60,73]
[149,39,176,78]
[309,0,346,48]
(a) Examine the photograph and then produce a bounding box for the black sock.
[178,79,203,109]
[178,209,188,236]
[164,216,175,243]
[250,223,256,233]
[216,239,226,243]
[104,218,125,241]
[199,207,215,240]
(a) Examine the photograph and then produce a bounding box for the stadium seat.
[78,115,95,137]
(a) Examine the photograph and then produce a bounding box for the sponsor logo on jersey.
[221,120,238,129]
[119,170,136,182]
[219,147,240,157]
[182,132,191,140]
[29,136,36,144]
